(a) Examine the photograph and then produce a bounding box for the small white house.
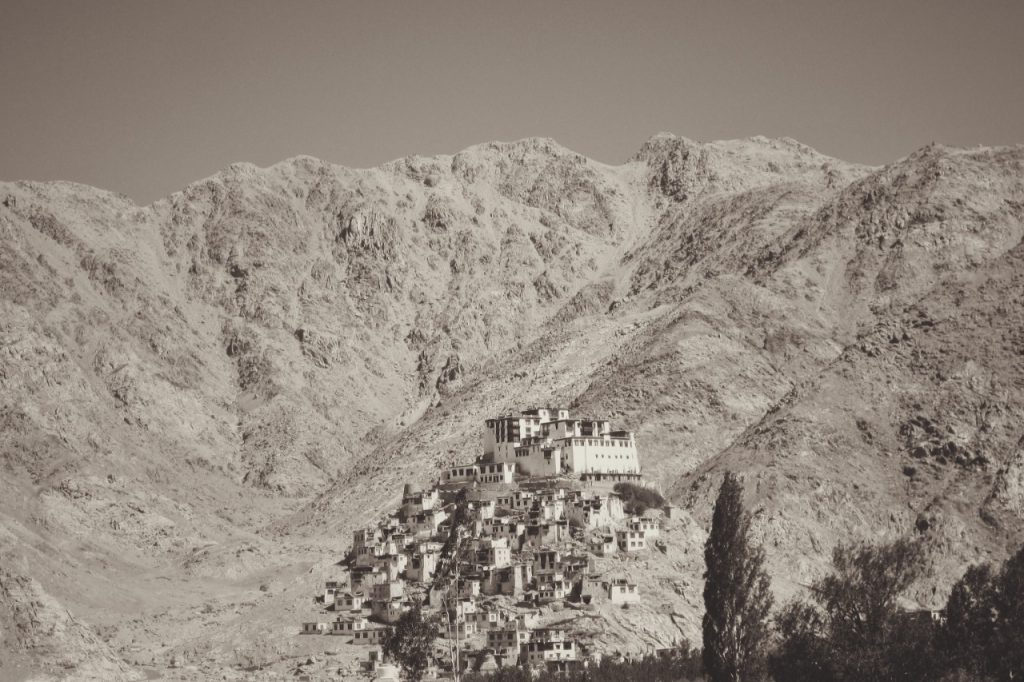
[334,592,365,612]
[606,578,639,604]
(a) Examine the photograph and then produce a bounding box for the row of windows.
[570,439,632,447]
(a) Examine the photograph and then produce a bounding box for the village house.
[521,629,578,667]
[324,580,345,604]
[350,565,387,593]
[473,499,496,520]
[606,578,640,604]
[485,518,527,549]
[352,626,386,645]
[531,497,565,522]
[415,540,444,555]
[534,548,562,576]
[483,562,532,597]
[330,616,369,635]
[562,553,591,577]
[333,591,365,612]
[407,551,438,583]
[353,542,381,567]
[456,576,482,599]
[468,605,508,631]
[409,508,447,538]
[352,528,381,552]
[454,619,478,640]
[370,581,404,602]
[616,527,647,552]
[453,598,476,619]
[488,623,532,651]
[523,520,568,549]
[589,532,617,557]
[566,494,625,528]
[535,574,571,603]
[370,598,409,624]
[476,537,511,569]
[301,621,329,634]
[628,516,660,538]
[380,554,407,581]
[496,490,536,512]
[400,484,440,519]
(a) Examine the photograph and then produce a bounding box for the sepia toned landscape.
[2,131,1023,679]
[3,1,1024,680]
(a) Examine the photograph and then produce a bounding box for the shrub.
[613,482,665,515]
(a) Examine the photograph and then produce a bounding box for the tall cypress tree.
[703,472,774,682]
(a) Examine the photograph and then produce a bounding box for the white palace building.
[442,407,642,485]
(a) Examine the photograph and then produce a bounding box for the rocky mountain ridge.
[1,134,1022,679]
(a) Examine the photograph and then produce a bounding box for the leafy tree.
[997,547,1024,679]
[942,563,999,678]
[768,601,834,682]
[702,472,774,682]
[769,537,935,682]
[382,600,438,682]
[941,545,1024,681]
[816,537,928,679]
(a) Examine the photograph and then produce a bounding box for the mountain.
[1,134,1022,678]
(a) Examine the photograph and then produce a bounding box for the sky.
[2,0,1023,205]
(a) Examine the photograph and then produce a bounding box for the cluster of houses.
[300,409,663,676]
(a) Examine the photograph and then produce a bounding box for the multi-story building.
[628,516,660,538]
[482,409,641,478]
[370,581,404,602]
[407,551,438,583]
[534,549,562,576]
[441,461,516,485]
[400,484,440,519]
[521,630,578,667]
[324,580,344,604]
[334,591,365,612]
[476,537,511,569]
[483,408,570,461]
[616,528,646,552]
[488,623,532,651]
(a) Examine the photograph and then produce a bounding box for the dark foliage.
[382,601,439,682]
[769,601,834,682]
[702,472,774,682]
[940,545,1024,681]
[613,482,665,516]
[431,489,471,592]
[768,537,938,682]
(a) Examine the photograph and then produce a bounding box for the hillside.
[1,135,1022,679]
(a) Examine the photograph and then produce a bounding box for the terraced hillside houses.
[299,409,666,676]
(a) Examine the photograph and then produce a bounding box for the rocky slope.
[1,134,1022,677]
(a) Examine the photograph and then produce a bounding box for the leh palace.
[301,409,670,678]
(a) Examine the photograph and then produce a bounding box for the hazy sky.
[3,0,1023,204]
